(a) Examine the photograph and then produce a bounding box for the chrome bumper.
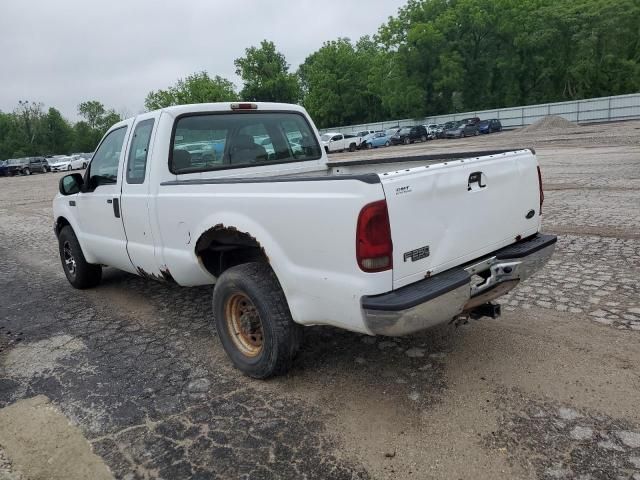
[362,234,557,336]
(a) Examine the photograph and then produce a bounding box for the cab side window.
[88,127,127,189]
[126,119,154,184]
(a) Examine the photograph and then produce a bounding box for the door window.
[88,127,128,188]
[126,119,154,184]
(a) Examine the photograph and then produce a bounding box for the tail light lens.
[537,165,544,214]
[356,200,393,272]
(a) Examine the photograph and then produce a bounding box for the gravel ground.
[1,120,639,479]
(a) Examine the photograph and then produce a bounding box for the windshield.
[172,112,322,174]
[399,127,411,134]
[479,120,489,126]
[320,134,331,141]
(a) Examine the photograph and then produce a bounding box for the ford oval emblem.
[525,209,535,219]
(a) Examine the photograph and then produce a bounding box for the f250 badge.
[395,185,412,195]
[403,245,430,262]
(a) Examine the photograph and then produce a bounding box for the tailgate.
[381,150,541,289]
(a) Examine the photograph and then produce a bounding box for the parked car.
[355,130,375,138]
[362,131,392,148]
[48,155,87,172]
[53,101,554,378]
[320,132,359,153]
[444,120,479,138]
[390,125,429,145]
[0,160,8,176]
[423,124,438,139]
[478,119,502,134]
[437,122,456,139]
[5,157,49,175]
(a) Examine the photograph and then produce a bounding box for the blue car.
[362,130,393,149]
[478,119,502,134]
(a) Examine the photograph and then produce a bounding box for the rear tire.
[212,262,302,379]
[404,137,410,145]
[349,143,356,152]
[385,141,390,147]
[420,135,426,142]
[58,226,102,289]
[24,168,31,175]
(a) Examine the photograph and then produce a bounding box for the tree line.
[2,0,638,158]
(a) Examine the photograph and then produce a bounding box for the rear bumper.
[361,233,557,336]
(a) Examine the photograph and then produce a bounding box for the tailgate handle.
[468,171,486,191]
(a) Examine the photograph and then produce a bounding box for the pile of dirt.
[521,115,577,133]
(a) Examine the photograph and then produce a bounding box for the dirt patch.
[0,396,114,480]
[521,115,577,133]
[2,334,87,379]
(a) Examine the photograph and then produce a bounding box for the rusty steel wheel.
[213,262,303,378]
[225,293,264,357]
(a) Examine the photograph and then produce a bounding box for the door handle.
[108,198,120,218]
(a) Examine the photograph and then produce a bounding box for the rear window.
[170,112,322,174]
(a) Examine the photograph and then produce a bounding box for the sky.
[0,0,407,121]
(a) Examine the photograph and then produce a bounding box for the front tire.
[24,168,31,175]
[212,262,302,379]
[385,141,390,147]
[58,226,102,289]
[67,165,72,171]
[404,137,410,145]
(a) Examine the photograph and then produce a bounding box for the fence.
[318,92,640,134]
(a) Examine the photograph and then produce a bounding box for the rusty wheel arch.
[195,224,269,278]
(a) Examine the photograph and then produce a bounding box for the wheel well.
[195,225,269,278]
[55,217,71,237]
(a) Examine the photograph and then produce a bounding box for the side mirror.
[59,173,84,196]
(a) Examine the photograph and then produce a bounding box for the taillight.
[356,200,393,272]
[537,165,544,214]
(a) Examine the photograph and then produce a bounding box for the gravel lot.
[1,120,639,479]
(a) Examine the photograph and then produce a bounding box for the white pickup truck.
[53,102,556,378]
[320,132,361,153]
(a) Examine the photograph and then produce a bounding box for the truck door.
[120,113,163,278]
[76,122,136,274]
[331,134,343,152]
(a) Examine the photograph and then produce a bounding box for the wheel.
[404,137,410,145]
[366,142,372,149]
[349,143,356,152]
[461,131,466,138]
[58,226,102,289]
[385,141,390,147]
[420,135,426,142]
[475,130,479,136]
[67,165,72,171]
[212,262,303,379]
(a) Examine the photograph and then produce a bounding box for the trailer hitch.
[453,302,502,327]
[469,302,501,320]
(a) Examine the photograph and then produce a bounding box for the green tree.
[71,121,101,153]
[298,38,383,128]
[234,40,301,103]
[43,108,72,155]
[144,72,238,110]
[78,100,106,129]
